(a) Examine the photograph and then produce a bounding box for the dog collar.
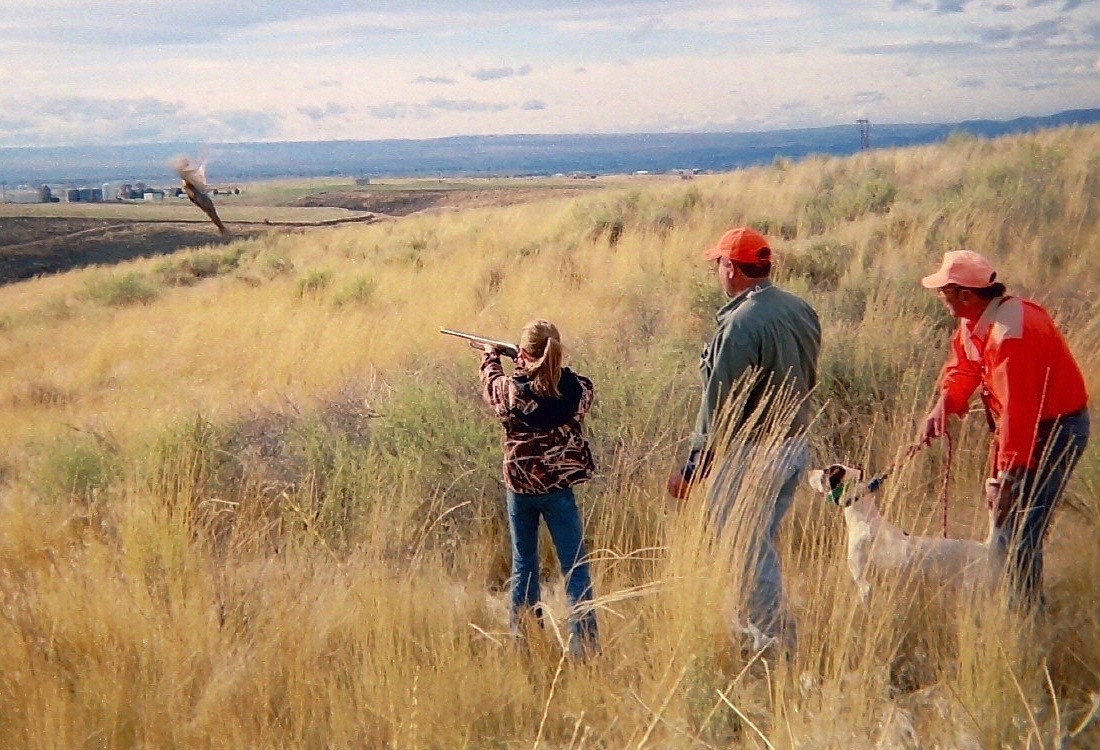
[826,484,845,505]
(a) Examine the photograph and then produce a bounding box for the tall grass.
[0,125,1097,746]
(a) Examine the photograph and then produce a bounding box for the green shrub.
[331,274,377,307]
[515,241,541,258]
[800,165,899,232]
[779,241,849,291]
[142,387,380,549]
[751,217,798,241]
[473,266,505,310]
[644,185,705,235]
[157,248,243,286]
[30,295,76,324]
[83,272,160,306]
[296,269,333,298]
[149,416,230,518]
[36,434,119,504]
[370,372,498,479]
[967,142,1066,225]
[572,193,635,245]
[688,275,728,325]
[255,246,295,278]
[378,239,427,268]
[849,177,897,218]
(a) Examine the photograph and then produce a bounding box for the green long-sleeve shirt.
[691,280,821,451]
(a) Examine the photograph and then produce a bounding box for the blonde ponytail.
[519,319,563,397]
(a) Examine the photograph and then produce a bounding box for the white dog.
[808,464,1007,601]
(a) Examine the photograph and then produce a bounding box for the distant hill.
[1,109,1097,187]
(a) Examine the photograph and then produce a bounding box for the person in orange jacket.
[919,250,1089,610]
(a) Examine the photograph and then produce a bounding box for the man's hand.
[470,341,497,354]
[667,469,691,500]
[920,396,948,445]
[987,469,1025,527]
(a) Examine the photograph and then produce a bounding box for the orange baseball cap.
[703,227,772,263]
[920,250,997,289]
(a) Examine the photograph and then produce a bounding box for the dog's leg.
[730,612,776,653]
[849,543,871,603]
[856,579,871,604]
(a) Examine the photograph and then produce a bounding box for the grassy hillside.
[0,125,1097,748]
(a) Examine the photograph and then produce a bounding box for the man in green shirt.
[669,226,821,653]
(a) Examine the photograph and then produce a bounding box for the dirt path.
[292,186,594,216]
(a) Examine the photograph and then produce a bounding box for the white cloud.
[471,65,534,81]
[0,0,1095,146]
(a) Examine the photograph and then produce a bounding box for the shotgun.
[440,328,520,359]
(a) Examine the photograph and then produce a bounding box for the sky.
[0,0,1097,148]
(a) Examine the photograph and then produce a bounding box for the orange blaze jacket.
[938,296,1088,472]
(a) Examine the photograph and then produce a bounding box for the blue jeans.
[706,437,808,650]
[506,487,598,651]
[1002,407,1089,610]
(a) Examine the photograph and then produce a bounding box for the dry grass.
[0,125,1097,747]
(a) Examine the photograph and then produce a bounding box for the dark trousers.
[1001,407,1089,609]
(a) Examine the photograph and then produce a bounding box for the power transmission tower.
[857,118,871,150]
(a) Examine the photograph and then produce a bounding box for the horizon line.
[2,107,1097,152]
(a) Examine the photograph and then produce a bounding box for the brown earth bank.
[0,184,595,284]
[0,217,255,283]
[0,213,383,285]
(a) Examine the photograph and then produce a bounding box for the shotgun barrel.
[440,328,520,359]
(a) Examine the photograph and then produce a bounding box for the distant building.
[2,187,45,204]
[355,176,371,186]
[61,187,104,202]
[117,182,153,200]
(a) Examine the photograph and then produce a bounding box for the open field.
[0,177,619,283]
[0,125,1097,747]
[237,174,622,207]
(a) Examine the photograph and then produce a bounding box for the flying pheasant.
[172,156,230,236]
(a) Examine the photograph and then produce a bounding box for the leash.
[939,432,952,538]
[866,434,952,537]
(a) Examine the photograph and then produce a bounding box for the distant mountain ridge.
[2,109,1098,186]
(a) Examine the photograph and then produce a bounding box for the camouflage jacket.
[479,353,595,495]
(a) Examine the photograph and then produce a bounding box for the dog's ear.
[826,464,848,487]
[808,469,828,493]
[828,464,865,484]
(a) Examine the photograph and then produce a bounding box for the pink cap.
[920,250,997,289]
